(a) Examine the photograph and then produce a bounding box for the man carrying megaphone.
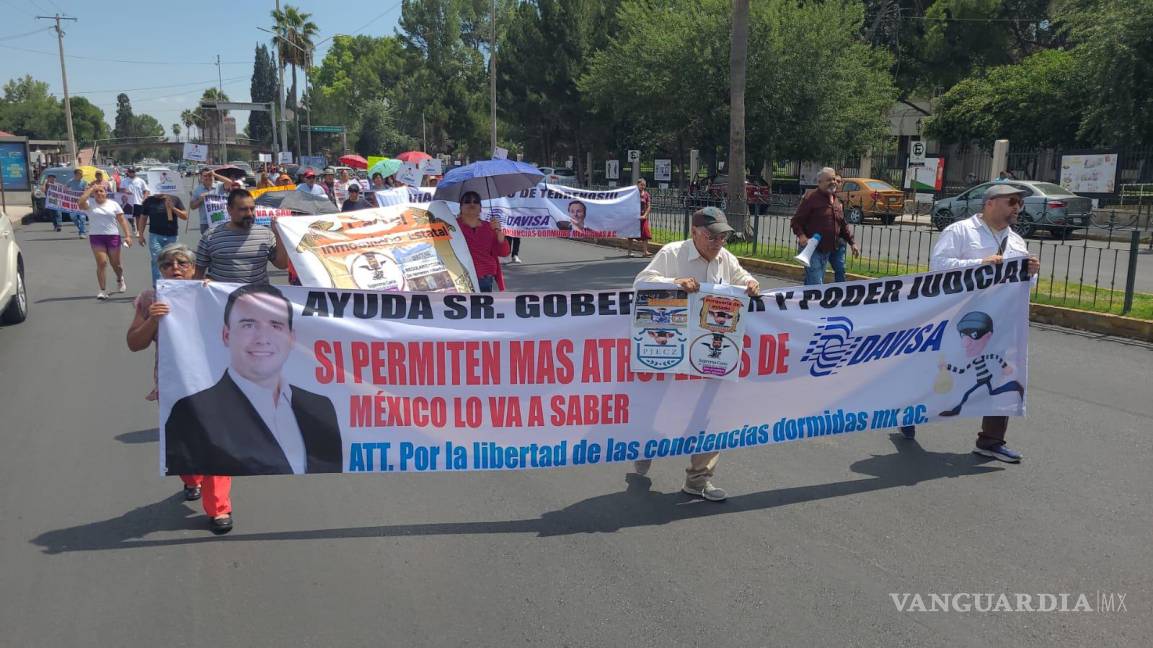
[790,168,860,284]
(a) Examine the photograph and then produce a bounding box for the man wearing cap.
[296,169,328,197]
[898,183,1040,462]
[321,167,338,205]
[632,206,760,502]
[340,183,372,212]
[790,167,859,284]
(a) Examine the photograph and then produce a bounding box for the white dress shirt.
[634,239,754,288]
[929,214,1031,271]
[296,182,329,197]
[228,369,307,474]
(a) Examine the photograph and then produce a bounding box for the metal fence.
[640,191,1149,317]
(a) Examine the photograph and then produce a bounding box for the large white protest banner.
[182,143,209,162]
[158,260,1032,475]
[485,183,640,238]
[275,202,479,292]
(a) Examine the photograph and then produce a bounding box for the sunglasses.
[1005,197,1023,206]
[701,231,730,242]
[159,259,192,270]
[460,197,481,205]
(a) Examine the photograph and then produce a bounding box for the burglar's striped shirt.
[946,354,1008,382]
[196,224,279,284]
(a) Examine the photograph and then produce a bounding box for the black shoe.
[209,515,233,535]
[899,426,916,440]
[938,407,960,417]
[183,486,202,501]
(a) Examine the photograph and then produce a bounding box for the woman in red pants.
[126,242,234,535]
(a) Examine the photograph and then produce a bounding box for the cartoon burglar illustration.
[702,333,730,359]
[938,311,1025,417]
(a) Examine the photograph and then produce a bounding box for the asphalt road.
[1,217,1151,647]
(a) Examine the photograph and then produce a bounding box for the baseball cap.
[303,168,317,178]
[984,184,1027,199]
[956,311,993,338]
[692,206,734,235]
[322,167,335,175]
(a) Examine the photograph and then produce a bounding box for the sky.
[0,0,405,137]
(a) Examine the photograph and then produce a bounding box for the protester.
[335,168,354,201]
[125,243,233,535]
[119,167,151,231]
[138,194,188,285]
[195,188,288,284]
[790,167,859,284]
[78,182,134,300]
[627,178,652,258]
[92,171,110,192]
[340,183,371,212]
[60,168,88,235]
[898,183,1041,459]
[296,169,327,197]
[505,235,523,264]
[276,169,294,186]
[457,190,510,292]
[321,167,338,205]
[370,172,387,192]
[632,206,760,502]
[190,169,231,234]
[42,174,61,231]
[256,172,275,189]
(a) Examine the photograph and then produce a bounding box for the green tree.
[355,100,416,156]
[64,97,110,146]
[113,93,135,138]
[172,123,181,140]
[132,114,165,138]
[310,35,409,142]
[248,43,279,146]
[0,75,61,138]
[1056,0,1153,146]
[271,4,318,154]
[925,49,1083,148]
[190,88,231,145]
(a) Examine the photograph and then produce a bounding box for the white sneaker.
[682,481,727,502]
[512,255,522,264]
[116,278,127,294]
[96,291,108,301]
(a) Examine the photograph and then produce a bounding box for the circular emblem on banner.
[688,333,740,377]
[348,251,406,291]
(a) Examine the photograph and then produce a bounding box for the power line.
[70,76,248,96]
[0,41,250,65]
[0,26,52,41]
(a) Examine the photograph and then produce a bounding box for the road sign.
[909,140,927,166]
[605,160,620,180]
[306,125,345,133]
[627,149,640,162]
[654,159,672,182]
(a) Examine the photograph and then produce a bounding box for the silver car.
[931,180,1092,239]
[0,207,28,324]
[540,166,581,188]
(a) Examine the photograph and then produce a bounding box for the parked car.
[932,180,1092,238]
[706,174,772,214]
[540,166,580,187]
[836,177,906,225]
[0,207,28,324]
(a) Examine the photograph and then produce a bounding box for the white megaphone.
[794,233,822,267]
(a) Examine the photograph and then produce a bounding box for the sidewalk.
[2,205,36,228]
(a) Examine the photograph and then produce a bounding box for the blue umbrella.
[432,159,544,202]
[367,158,403,179]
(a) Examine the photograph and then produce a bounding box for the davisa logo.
[800,315,950,377]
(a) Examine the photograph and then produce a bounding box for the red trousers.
[179,475,233,517]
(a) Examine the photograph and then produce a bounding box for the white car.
[540,166,581,188]
[0,208,28,324]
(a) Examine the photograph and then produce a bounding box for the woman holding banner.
[457,190,510,292]
[627,178,653,258]
[126,243,233,535]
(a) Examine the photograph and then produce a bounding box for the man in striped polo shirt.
[195,189,288,284]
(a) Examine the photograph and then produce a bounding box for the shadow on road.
[30,436,1001,553]
[115,428,158,444]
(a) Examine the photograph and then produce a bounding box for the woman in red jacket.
[456,191,510,292]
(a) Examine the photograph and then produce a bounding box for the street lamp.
[258,26,315,159]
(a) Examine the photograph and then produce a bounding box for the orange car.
[836,177,906,225]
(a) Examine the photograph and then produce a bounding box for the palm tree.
[193,88,231,148]
[271,5,318,156]
[180,110,197,141]
[172,123,181,141]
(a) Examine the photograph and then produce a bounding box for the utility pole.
[422,111,427,153]
[38,14,78,163]
[489,0,497,155]
[216,54,227,163]
[305,48,312,158]
[274,0,289,160]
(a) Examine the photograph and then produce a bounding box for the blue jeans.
[477,275,496,292]
[55,210,87,234]
[148,233,179,284]
[801,242,847,285]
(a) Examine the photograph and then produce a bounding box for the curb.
[591,237,1152,342]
